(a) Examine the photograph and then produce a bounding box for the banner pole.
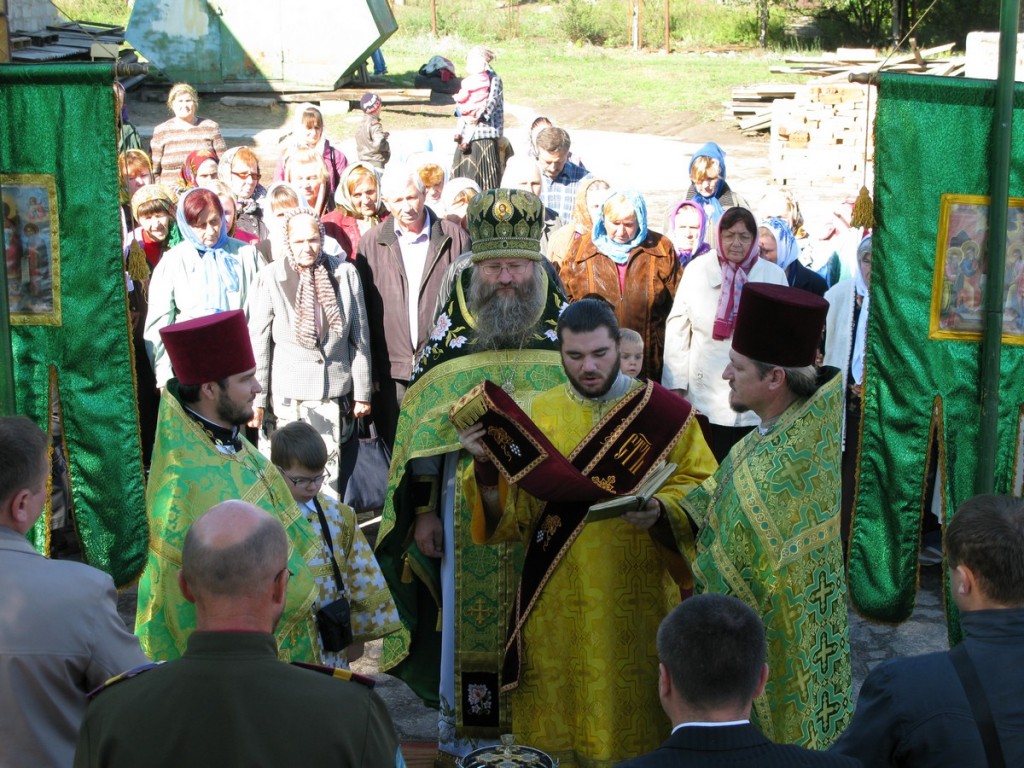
[975,0,1021,494]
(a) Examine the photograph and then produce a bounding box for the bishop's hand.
[453,420,489,461]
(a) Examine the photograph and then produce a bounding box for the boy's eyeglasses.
[277,469,327,489]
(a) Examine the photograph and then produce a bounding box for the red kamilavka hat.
[732,283,829,368]
[159,310,256,385]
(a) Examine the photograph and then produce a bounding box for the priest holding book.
[455,298,716,768]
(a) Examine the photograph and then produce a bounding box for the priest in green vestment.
[135,310,322,663]
[682,283,852,749]
[457,299,718,767]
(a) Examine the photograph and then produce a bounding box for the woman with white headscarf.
[758,217,827,296]
[662,206,788,461]
[823,233,872,549]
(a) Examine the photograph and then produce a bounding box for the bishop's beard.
[469,263,547,350]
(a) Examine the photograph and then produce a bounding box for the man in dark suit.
[355,163,471,448]
[76,500,404,768]
[618,593,861,767]
[831,494,1024,766]
[0,415,148,768]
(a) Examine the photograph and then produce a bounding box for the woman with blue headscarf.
[684,141,749,227]
[759,217,827,296]
[144,187,264,389]
[558,188,680,380]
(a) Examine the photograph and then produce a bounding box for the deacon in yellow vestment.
[470,375,716,767]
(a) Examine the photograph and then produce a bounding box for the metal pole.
[974,0,1020,494]
[0,176,15,416]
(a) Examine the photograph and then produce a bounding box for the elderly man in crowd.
[620,594,860,767]
[136,310,324,663]
[831,494,1024,766]
[356,162,471,449]
[682,283,852,749]
[0,416,148,768]
[535,126,591,222]
[375,188,568,763]
[77,501,404,768]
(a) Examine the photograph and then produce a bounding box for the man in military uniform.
[75,501,404,768]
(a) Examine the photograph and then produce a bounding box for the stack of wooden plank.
[10,21,124,62]
[724,83,801,132]
[769,82,874,188]
[724,43,963,132]
[772,43,960,78]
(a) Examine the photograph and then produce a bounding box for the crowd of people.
[1,63,1017,768]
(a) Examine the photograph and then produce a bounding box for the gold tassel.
[851,185,874,229]
[126,240,151,289]
[448,382,488,430]
[401,554,413,584]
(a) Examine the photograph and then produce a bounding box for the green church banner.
[849,73,1024,630]
[1,64,148,586]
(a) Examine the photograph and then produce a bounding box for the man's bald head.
[181,501,288,600]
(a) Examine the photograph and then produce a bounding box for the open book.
[586,462,677,523]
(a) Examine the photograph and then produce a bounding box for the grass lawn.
[381,33,806,127]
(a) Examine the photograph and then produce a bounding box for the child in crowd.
[355,93,390,170]
[619,328,644,379]
[452,48,492,151]
[270,422,401,669]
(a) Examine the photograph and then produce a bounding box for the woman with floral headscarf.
[178,148,220,193]
[759,217,826,296]
[143,187,263,389]
[662,206,788,461]
[664,199,711,269]
[248,209,372,493]
[559,188,679,380]
[321,162,389,257]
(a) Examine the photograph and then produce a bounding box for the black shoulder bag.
[311,498,354,652]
